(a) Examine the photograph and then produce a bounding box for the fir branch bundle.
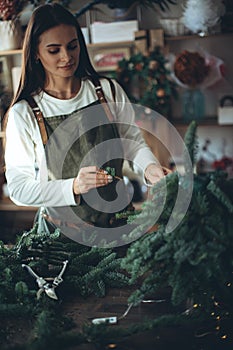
[0,225,130,347]
[121,124,233,317]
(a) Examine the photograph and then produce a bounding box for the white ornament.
[182,0,225,34]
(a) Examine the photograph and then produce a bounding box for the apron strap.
[91,77,116,122]
[25,96,48,146]
[25,77,116,145]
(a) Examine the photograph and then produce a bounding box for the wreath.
[116,46,178,118]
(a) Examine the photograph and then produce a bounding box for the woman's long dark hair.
[7,3,99,111]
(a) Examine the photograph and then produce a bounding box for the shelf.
[0,42,134,57]
[0,49,22,56]
[87,40,133,49]
[1,32,232,53]
[0,197,37,212]
[164,31,233,42]
[170,117,233,127]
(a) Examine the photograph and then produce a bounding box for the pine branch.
[207,178,233,213]
[121,167,233,312]
[184,120,198,171]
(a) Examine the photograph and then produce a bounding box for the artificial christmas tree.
[182,0,225,35]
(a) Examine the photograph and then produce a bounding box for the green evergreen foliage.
[121,123,233,320]
[2,211,201,349]
[1,120,232,348]
[0,226,129,348]
[104,166,116,177]
[183,120,198,169]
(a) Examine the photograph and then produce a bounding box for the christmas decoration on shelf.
[172,49,224,121]
[0,0,25,50]
[116,46,178,120]
[174,51,210,87]
[196,139,217,174]
[196,138,233,177]
[213,156,233,173]
[120,120,233,338]
[0,0,25,21]
[182,0,226,36]
[174,50,208,121]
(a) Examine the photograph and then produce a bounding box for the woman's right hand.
[73,166,113,195]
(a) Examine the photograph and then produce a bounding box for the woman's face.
[37,24,80,81]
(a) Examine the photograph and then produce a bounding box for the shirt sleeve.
[5,105,77,207]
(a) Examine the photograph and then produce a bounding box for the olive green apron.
[44,100,130,228]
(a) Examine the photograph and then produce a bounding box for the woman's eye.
[47,44,78,54]
[68,45,78,51]
[48,49,59,54]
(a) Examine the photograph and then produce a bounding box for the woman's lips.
[59,64,74,70]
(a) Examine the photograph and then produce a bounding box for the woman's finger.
[74,166,113,194]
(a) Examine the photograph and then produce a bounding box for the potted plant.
[0,0,25,51]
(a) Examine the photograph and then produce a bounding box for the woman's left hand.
[144,163,171,185]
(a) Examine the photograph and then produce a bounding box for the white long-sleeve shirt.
[5,78,157,208]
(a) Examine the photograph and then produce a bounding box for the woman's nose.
[60,49,71,61]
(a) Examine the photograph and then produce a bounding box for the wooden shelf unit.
[164,31,233,42]
[0,49,22,56]
[170,117,233,127]
[0,197,37,212]
[0,41,134,57]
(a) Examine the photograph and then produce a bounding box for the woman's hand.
[144,163,171,186]
[73,166,113,195]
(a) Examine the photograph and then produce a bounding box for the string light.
[106,344,117,349]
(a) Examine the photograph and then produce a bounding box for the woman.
[4,3,165,244]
